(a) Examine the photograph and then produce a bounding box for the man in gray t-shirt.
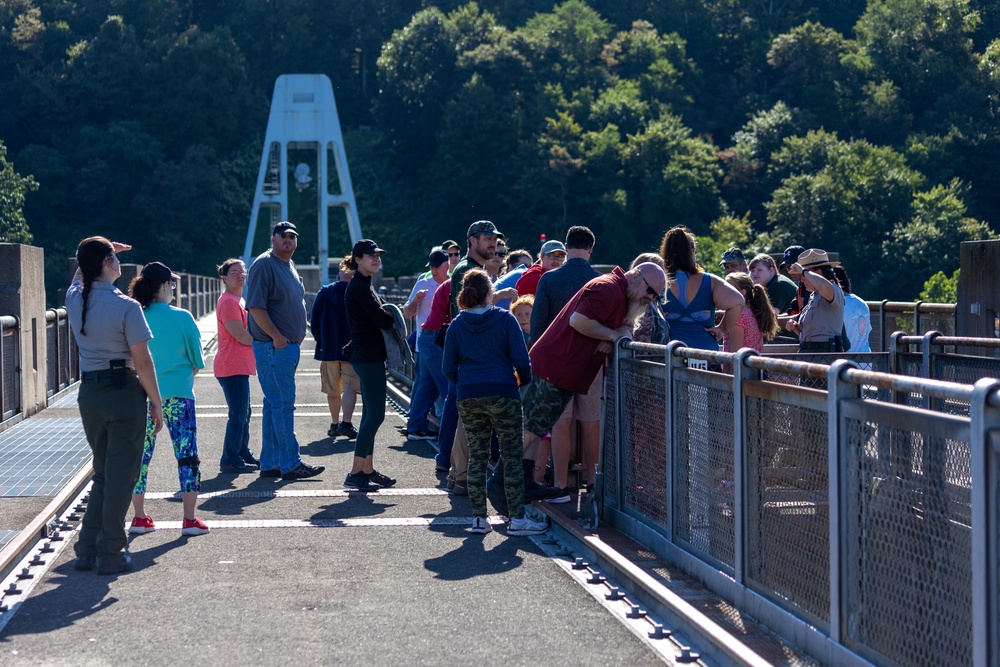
[245,222,324,481]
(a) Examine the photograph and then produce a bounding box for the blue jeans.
[218,374,253,466]
[253,341,302,474]
[407,330,448,432]
[435,380,458,470]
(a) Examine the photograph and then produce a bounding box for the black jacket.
[345,273,395,364]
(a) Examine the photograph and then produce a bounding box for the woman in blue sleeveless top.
[659,226,745,351]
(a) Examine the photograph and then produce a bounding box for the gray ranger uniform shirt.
[66,280,152,372]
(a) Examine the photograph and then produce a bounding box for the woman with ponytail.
[723,272,779,353]
[442,268,547,537]
[128,262,209,537]
[66,237,163,575]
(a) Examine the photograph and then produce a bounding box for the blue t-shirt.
[493,266,528,310]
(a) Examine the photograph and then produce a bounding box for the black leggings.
[353,361,386,459]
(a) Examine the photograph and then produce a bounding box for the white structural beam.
[243,74,361,285]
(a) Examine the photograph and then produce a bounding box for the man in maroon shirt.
[521,262,666,463]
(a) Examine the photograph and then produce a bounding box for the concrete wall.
[0,244,48,418]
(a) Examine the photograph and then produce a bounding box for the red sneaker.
[181,517,210,536]
[129,514,155,534]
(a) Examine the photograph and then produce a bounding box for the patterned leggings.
[132,397,201,495]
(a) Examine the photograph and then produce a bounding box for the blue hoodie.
[442,305,531,401]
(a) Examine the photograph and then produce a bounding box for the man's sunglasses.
[640,273,662,302]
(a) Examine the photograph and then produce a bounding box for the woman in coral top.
[214,258,259,473]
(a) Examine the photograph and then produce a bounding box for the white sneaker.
[508,516,548,536]
[470,516,492,534]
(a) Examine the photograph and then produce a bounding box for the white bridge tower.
[243,74,361,285]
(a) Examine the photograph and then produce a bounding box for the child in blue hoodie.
[443,269,547,536]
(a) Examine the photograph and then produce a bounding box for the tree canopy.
[1,0,998,303]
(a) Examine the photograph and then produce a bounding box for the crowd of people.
[64,220,872,567]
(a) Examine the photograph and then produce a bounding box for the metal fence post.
[613,337,626,516]
[970,378,1000,667]
[914,300,923,336]
[879,300,889,351]
[827,359,860,644]
[732,348,758,585]
[664,340,686,542]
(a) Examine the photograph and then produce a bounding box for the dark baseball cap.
[352,239,386,256]
[426,249,448,267]
[273,221,298,236]
[141,261,179,285]
[467,220,504,240]
[719,247,745,265]
[780,245,806,268]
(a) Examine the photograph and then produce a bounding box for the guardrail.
[0,316,19,422]
[45,308,78,397]
[601,340,999,667]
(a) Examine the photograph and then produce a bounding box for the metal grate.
[620,363,667,528]
[844,417,972,667]
[745,396,830,624]
[0,418,90,496]
[602,364,618,504]
[0,529,17,549]
[674,379,735,569]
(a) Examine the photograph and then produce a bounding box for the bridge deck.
[0,315,816,666]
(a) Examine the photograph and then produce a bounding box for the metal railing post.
[879,300,889,352]
[664,340,686,542]
[732,348,758,585]
[914,300,923,336]
[970,378,1000,667]
[827,359,860,645]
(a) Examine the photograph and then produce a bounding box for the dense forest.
[2,0,999,304]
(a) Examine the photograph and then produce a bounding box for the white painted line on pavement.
[195,412,401,418]
[145,487,449,500]
[127,516,503,530]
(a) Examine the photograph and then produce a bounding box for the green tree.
[0,140,37,244]
[854,0,982,134]
[621,114,722,239]
[765,131,925,295]
[767,21,865,131]
[920,269,959,303]
[881,180,994,298]
[375,7,460,168]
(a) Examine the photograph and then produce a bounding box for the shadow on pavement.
[1,535,188,637]
[300,436,356,457]
[423,533,524,580]
[309,493,393,522]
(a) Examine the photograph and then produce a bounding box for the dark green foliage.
[0,0,996,304]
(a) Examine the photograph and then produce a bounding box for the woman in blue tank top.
[659,226,745,351]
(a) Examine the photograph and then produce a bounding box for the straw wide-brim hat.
[797,248,840,269]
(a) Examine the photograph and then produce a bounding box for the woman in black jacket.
[344,239,397,492]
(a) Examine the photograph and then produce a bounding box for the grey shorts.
[521,376,573,438]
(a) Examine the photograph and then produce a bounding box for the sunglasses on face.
[496,250,507,257]
[640,273,662,302]
[447,251,460,257]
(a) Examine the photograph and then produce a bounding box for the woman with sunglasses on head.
[659,226,744,351]
[215,258,258,473]
[67,237,163,575]
[128,262,210,537]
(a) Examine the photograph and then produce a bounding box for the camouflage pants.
[457,396,525,519]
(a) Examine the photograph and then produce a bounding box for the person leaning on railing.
[783,249,846,353]
[66,236,164,576]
